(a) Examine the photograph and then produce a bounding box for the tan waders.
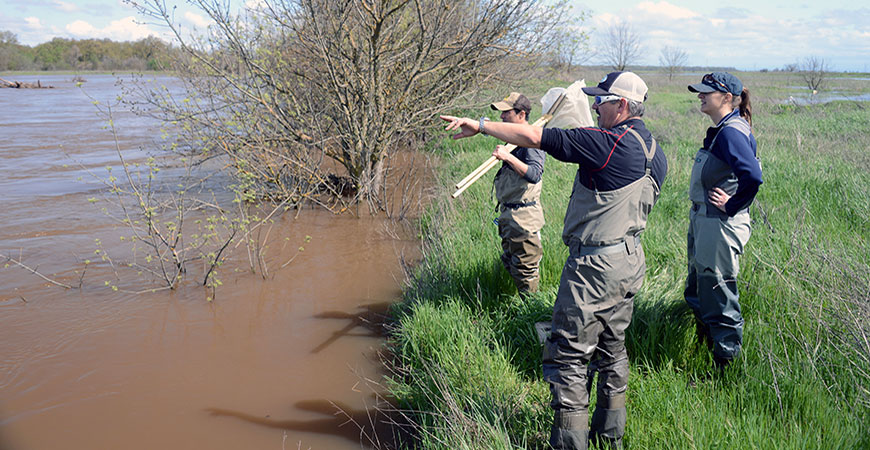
[544,129,659,449]
[498,223,542,293]
[494,163,544,294]
[684,117,754,365]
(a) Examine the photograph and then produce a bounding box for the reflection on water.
[783,92,870,105]
[0,74,420,449]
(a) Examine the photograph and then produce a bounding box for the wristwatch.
[479,117,487,136]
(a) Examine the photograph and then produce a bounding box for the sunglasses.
[594,95,622,106]
[703,73,729,93]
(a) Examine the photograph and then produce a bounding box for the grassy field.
[385,70,869,449]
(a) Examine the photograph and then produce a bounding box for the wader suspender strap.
[492,160,537,211]
[624,127,656,174]
[709,117,751,149]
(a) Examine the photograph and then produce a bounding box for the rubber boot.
[550,411,588,450]
[697,274,743,360]
[589,393,626,450]
[588,410,625,449]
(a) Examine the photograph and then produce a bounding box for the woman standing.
[685,72,763,368]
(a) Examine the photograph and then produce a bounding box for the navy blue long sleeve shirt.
[706,109,763,216]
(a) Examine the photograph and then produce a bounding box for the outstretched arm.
[440,115,543,149]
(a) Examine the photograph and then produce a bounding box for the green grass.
[388,70,870,449]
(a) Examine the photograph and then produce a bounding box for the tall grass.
[388,71,869,449]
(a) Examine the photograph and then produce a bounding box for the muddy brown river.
[0,75,421,449]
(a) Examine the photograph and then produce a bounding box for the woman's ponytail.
[737,87,752,127]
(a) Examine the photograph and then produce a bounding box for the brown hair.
[732,87,752,127]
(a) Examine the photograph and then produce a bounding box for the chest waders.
[493,160,544,293]
[545,127,660,450]
[684,117,755,365]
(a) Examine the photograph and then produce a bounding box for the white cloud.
[184,11,212,29]
[579,1,870,70]
[66,20,97,36]
[637,2,699,20]
[24,17,44,30]
[65,16,157,41]
[53,0,78,12]
[594,12,621,28]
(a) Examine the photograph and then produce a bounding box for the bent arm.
[715,128,763,215]
[493,145,529,177]
[493,146,545,183]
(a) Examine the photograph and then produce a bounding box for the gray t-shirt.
[503,146,545,183]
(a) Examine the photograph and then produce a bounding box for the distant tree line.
[0,30,175,71]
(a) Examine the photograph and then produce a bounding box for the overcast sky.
[1,0,867,72]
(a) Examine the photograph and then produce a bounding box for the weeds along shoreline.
[386,71,870,449]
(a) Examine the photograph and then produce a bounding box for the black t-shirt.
[540,118,668,191]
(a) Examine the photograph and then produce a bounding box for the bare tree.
[126,0,569,213]
[659,45,688,81]
[546,7,593,71]
[599,20,643,71]
[797,56,829,92]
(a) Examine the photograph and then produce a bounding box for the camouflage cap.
[491,92,531,111]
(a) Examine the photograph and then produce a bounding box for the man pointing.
[442,72,668,449]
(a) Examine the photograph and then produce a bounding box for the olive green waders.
[494,163,544,294]
[684,117,754,364]
[544,129,659,449]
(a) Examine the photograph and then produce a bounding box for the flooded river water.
[0,75,421,449]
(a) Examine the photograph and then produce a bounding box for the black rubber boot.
[589,406,625,450]
[694,317,712,350]
[550,411,589,450]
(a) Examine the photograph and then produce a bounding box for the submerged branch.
[1,252,73,289]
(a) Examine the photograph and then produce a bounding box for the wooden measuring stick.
[451,92,568,197]
[452,113,555,198]
[451,148,512,198]
[454,155,497,189]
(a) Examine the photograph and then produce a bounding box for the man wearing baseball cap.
[441,72,668,450]
[489,92,546,295]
